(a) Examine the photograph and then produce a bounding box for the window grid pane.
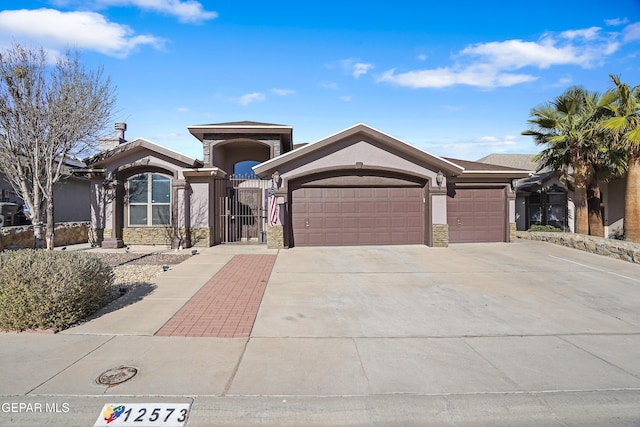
[128,173,171,226]
[129,175,148,203]
[130,205,148,225]
[152,205,171,225]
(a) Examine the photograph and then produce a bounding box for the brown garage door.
[447,188,505,243]
[292,187,424,246]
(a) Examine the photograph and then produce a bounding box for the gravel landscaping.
[94,251,192,298]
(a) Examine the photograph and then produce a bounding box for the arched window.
[233,160,260,178]
[128,173,171,226]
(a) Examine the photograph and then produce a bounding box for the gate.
[216,175,270,243]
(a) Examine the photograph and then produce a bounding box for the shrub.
[527,225,563,232]
[0,250,114,331]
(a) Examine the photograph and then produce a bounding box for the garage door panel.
[357,188,374,198]
[358,217,375,228]
[342,203,357,214]
[447,188,505,243]
[324,217,341,228]
[292,186,424,246]
[358,202,374,213]
[375,188,390,197]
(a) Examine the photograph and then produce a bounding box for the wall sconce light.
[436,170,444,189]
[272,170,281,188]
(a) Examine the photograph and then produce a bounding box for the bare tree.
[0,43,116,248]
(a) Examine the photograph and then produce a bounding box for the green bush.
[527,225,563,232]
[0,250,114,331]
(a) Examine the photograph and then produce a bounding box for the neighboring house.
[81,121,530,249]
[476,153,626,237]
[0,159,90,225]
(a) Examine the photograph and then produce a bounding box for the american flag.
[269,195,278,226]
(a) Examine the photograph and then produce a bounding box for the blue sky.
[1,1,640,161]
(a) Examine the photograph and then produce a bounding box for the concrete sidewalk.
[2,241,640,426]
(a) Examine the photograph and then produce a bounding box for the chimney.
[115,122,127,143]
[99,122,127,151]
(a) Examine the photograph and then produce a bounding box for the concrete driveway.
[253,241,640,338]
[228,240,640,410]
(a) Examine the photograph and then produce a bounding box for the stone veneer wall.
[516,231,640,264]
[432,224,448,247]
[509,223,517,242]
[189,228,213,247]
[0,222,89,250]
[267,225,284,249]
[103,227,214,247]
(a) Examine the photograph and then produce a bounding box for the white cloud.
[378,23,632,89]
[338,58,374,78]
[460,35,616,69]
[0,9,163,58]
[377,65,538,89]
[416,53,427,61]
[623,22,640,42]
[353,62,373,78]
[86,0,218,24]
[560,26,602,40]
[339,95,352,102]
[606,17,629,26]
[320,81,339,90]
[272,88,295,96]
[424,135,525,160]
[233,92,265,106]
[550,76,573,88]
[176,107,189,112]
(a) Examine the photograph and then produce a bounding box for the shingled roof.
[444,157,528,172]
[476,154,540,171]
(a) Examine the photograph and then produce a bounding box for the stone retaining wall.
[516,231,640,264]
[0,222,89,250]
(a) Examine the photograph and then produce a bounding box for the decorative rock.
[517,231,640,265]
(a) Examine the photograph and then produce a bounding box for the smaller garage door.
[447,188,505,243]
[292,187,424,246]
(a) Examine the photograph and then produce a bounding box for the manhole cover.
[96,366,138,386]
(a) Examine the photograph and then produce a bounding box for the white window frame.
[127,173,172,226]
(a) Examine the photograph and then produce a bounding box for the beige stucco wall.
[431,194,447,224]
[189,179,212,228]
[603,178,626,238]
[277,138,441,185]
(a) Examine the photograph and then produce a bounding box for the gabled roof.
[476,154,540,172]
[445,157,531,179]
[253,123,465,176]
[85,137,202,168]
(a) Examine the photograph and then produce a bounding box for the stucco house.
[477,154,626,237]
[80,121,530,249]
[1,158,90,226]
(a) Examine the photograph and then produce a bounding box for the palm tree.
[601,75,640,242]
[523,87,603,235]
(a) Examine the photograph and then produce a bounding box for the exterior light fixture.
[272,170,281,188]
[436,170,444,189]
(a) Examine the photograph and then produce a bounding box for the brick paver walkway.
[155,254,277,338]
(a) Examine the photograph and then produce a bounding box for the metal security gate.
[216,175,270,243]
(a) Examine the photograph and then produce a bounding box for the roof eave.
[87,138,202,168]
[253,123,465,177]
[458,170,532,179]
[182,167,227,178]
[187,124,293,143]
